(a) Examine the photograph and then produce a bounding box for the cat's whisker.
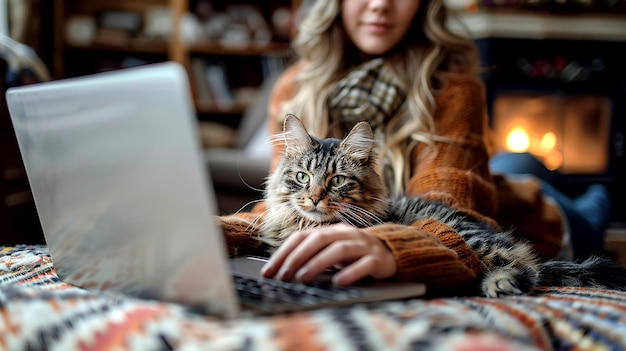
[221,204,266,234]
[338,207,376,227]
[336,214,359,227]
[344,210,381,227]
[247,208,270,231]
[335,209,371,228]
[234,162,266,194]
[341,202,368,215]
[342,203,385,225]
[336,206,368,226]
[231,199,266,217]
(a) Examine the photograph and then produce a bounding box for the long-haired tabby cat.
[259,114,626,297]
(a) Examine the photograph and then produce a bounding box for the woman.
[220,0,611,291]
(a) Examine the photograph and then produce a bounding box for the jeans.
[490,152,611,259]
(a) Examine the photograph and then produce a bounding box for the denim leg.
[537,181,608,259]
[489,152,562,186]
[490,152,609,259]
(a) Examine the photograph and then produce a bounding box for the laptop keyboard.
[234,274,364,311]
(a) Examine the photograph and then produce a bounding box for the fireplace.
[492,93,611,174]
[475,37,626,222]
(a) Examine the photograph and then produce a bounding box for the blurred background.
[1,0,625,261]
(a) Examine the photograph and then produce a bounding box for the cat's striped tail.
[538,256,626,291]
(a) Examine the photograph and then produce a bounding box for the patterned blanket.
[1,245,626,351]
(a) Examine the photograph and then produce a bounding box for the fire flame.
[504,128,562,170]
[505,127,530,152]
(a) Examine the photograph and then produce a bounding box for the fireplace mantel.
[450,10,626,41]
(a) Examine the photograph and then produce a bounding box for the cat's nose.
[310,195,323,206]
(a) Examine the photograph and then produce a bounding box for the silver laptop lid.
[6,62,239,318]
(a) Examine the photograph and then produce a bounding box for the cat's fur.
[260,115,626,297]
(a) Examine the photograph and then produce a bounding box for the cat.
[259,114,626,297]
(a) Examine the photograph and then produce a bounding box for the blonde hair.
[280,0,479,196]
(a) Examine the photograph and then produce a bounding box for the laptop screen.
[6,62,240,318]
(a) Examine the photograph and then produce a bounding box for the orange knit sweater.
[218,62,564,293]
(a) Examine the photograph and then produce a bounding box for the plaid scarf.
[328,58,406,132]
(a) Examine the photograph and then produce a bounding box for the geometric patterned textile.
[2,245,626,351]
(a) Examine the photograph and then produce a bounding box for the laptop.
[5,62,426,318]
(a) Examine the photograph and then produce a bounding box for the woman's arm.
[363,77,495,288]
[408,77,498,226]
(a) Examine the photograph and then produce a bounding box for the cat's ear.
[279,114,313,153]
[340,122,375,162]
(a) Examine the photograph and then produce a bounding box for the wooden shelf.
[189,41,291,56]
[453,9,626,41]
[53,0,298,120]
[64,40,169,55]
[195,100,248,115]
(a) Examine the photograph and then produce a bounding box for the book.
[205,63,234,111]
[190,58,214,106]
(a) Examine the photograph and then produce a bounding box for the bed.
[2,245,626,351]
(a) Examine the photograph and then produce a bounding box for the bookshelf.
[52,0,298,119]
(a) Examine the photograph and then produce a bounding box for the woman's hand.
[260,223,397,286]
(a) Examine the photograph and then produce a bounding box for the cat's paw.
[482,271,524,298]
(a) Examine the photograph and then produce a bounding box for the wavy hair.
[279,0,479,195]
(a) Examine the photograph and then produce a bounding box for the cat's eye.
[296,172,310,184]
[331,175,346,187]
